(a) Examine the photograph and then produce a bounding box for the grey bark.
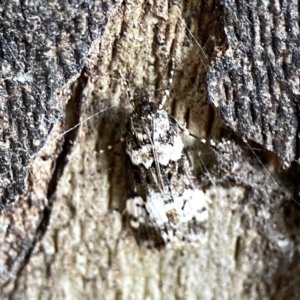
[207,0,300,167]
[1,0,300,299]
[0,0,111,208]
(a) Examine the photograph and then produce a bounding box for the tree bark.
[1,0,300,299]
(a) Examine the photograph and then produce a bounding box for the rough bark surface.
[1,0,300,300]
[207,0,300,167]
[0,0,112,208]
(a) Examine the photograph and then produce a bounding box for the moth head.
[135,101,158,117]
[133,89,158,117]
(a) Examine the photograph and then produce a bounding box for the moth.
[125,89,208,247]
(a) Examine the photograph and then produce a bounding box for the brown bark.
[1,0,300,299]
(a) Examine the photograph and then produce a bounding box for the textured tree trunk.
[1,0,300,299]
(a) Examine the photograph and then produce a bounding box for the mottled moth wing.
[125,91,208,246]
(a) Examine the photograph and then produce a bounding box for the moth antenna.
[184,24,209,69]
[198,151,216,186]
[119,70,134,108]
[245,140,300,207]
[158,57,175,109]
[57,105,114,138]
